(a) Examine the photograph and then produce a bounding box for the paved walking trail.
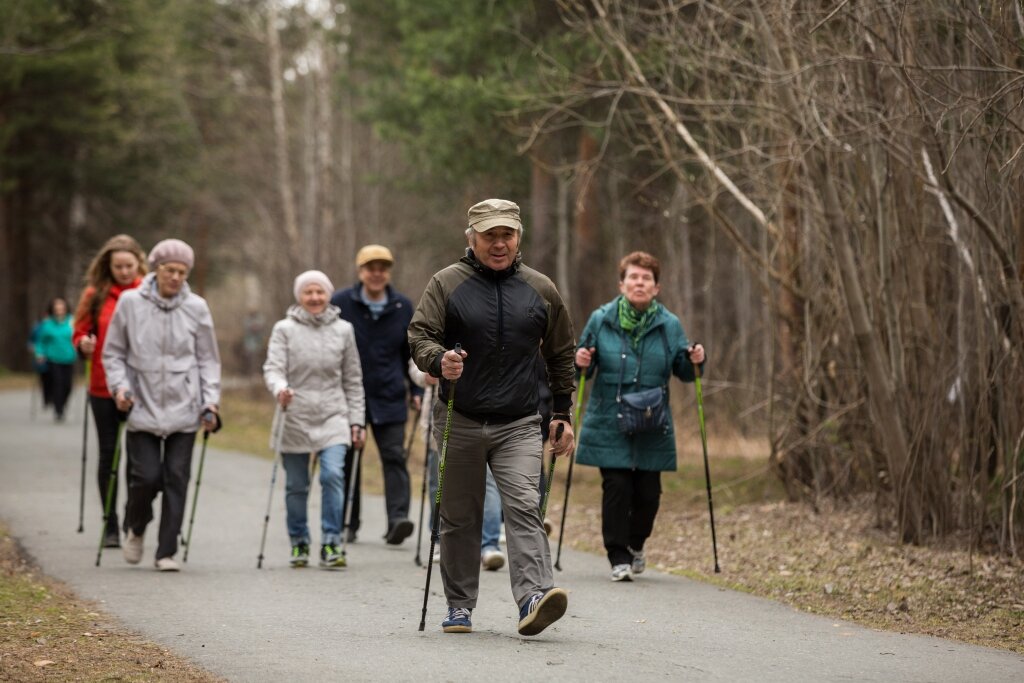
[1,389,1021,682]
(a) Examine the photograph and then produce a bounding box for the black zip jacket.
[408,250,576,421]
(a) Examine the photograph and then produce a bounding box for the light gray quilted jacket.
[103,273,222,436]
[263,304,365,453]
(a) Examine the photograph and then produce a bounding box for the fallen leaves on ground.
[556,495,1024,654]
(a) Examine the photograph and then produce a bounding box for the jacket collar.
[287,303,341,327]
[138,272,190,311]
[600,295,667,335]
[346,282,401,313]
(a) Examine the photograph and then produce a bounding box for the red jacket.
[72,278,143,398]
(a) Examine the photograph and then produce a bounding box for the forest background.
[1,0,1022,558]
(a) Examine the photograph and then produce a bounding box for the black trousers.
[90,396,126,531]
[48,362,74,417]
[599,468,662,566]
[344,421,410,532]
[124,430,195,560]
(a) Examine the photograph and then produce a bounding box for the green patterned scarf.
[618,296,659,348]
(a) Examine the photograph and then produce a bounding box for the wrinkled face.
[618,265,660,310]
[156,262,189,298]
[472,226,519,271]
[299,283,328,315]
[110,250,141,286]
[358,261,392,298]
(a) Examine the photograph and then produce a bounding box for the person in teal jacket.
[34,297,77,421]
[575,251,705,582]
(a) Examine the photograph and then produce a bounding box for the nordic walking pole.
[96,414,127,567]
[182,410,220,563]
[77,360,91,533]
[257,404,286,569]
[540,423,565,519]
[414,391,437,567]
[555,372,586,571]
[419,343,460,631]
[694,358,721,573]
[340,446,362,560]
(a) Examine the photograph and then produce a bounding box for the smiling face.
[618,264,660,310]
[299,282,328,315]
[110,250,141,286]
[156,262,189,298]
[472,226,520,271]
[358,261,392,299]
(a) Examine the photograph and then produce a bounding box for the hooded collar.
[138,272,191,311]
[287,303,341,327]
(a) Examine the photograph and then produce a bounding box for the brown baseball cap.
[356,244,394,267]
[467,198,523,233]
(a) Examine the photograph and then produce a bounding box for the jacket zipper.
[495,277,504,353]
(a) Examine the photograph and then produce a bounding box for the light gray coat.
[104,273,222,436]
[263,304,365,453]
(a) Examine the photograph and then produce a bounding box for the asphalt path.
[1,389,1022,682]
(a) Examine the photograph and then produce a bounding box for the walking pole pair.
[77,360,92,533]
[181,411,221,563]
[418,344,459,631]
[414,390,437,567]
[95,415,127,567]
[693,359,721,573]
[554,372,587,571]
[257,405,287,569]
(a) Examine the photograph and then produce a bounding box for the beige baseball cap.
[356,244,394,267]
[467,198,523,233]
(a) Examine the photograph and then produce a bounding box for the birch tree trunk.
[267,0,300,269]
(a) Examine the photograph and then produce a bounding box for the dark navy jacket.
[331,283,423,426]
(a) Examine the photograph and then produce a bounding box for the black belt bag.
[615,327,670,436]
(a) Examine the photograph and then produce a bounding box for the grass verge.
[0,524,223,681]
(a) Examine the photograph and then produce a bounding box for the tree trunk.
[267,0,300,270]
[823,159,913,540]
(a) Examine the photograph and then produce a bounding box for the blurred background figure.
[34,297,76,422]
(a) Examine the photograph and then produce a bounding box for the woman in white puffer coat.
[263,270,366,569]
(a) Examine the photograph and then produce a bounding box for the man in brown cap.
[409,198,576,636]
[332,245,423,545]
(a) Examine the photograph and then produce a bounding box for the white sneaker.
[611,564,633,582]
[123,530,144,565]
[155,557,180,572]
[629,547,646,575]
[481,547,506,571]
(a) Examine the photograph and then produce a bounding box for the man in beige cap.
[409,198,576,636]
[331,245,423,545]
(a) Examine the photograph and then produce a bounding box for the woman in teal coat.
[575,251,705,582]
[34,297,77,421]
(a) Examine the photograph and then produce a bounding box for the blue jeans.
[429,449,502,553]
[282,444,346,546]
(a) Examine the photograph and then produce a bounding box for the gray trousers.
[436,409,553,609]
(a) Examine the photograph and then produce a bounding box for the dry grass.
[0,525,224,682]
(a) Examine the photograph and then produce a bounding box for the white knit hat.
[292,270,334,302]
